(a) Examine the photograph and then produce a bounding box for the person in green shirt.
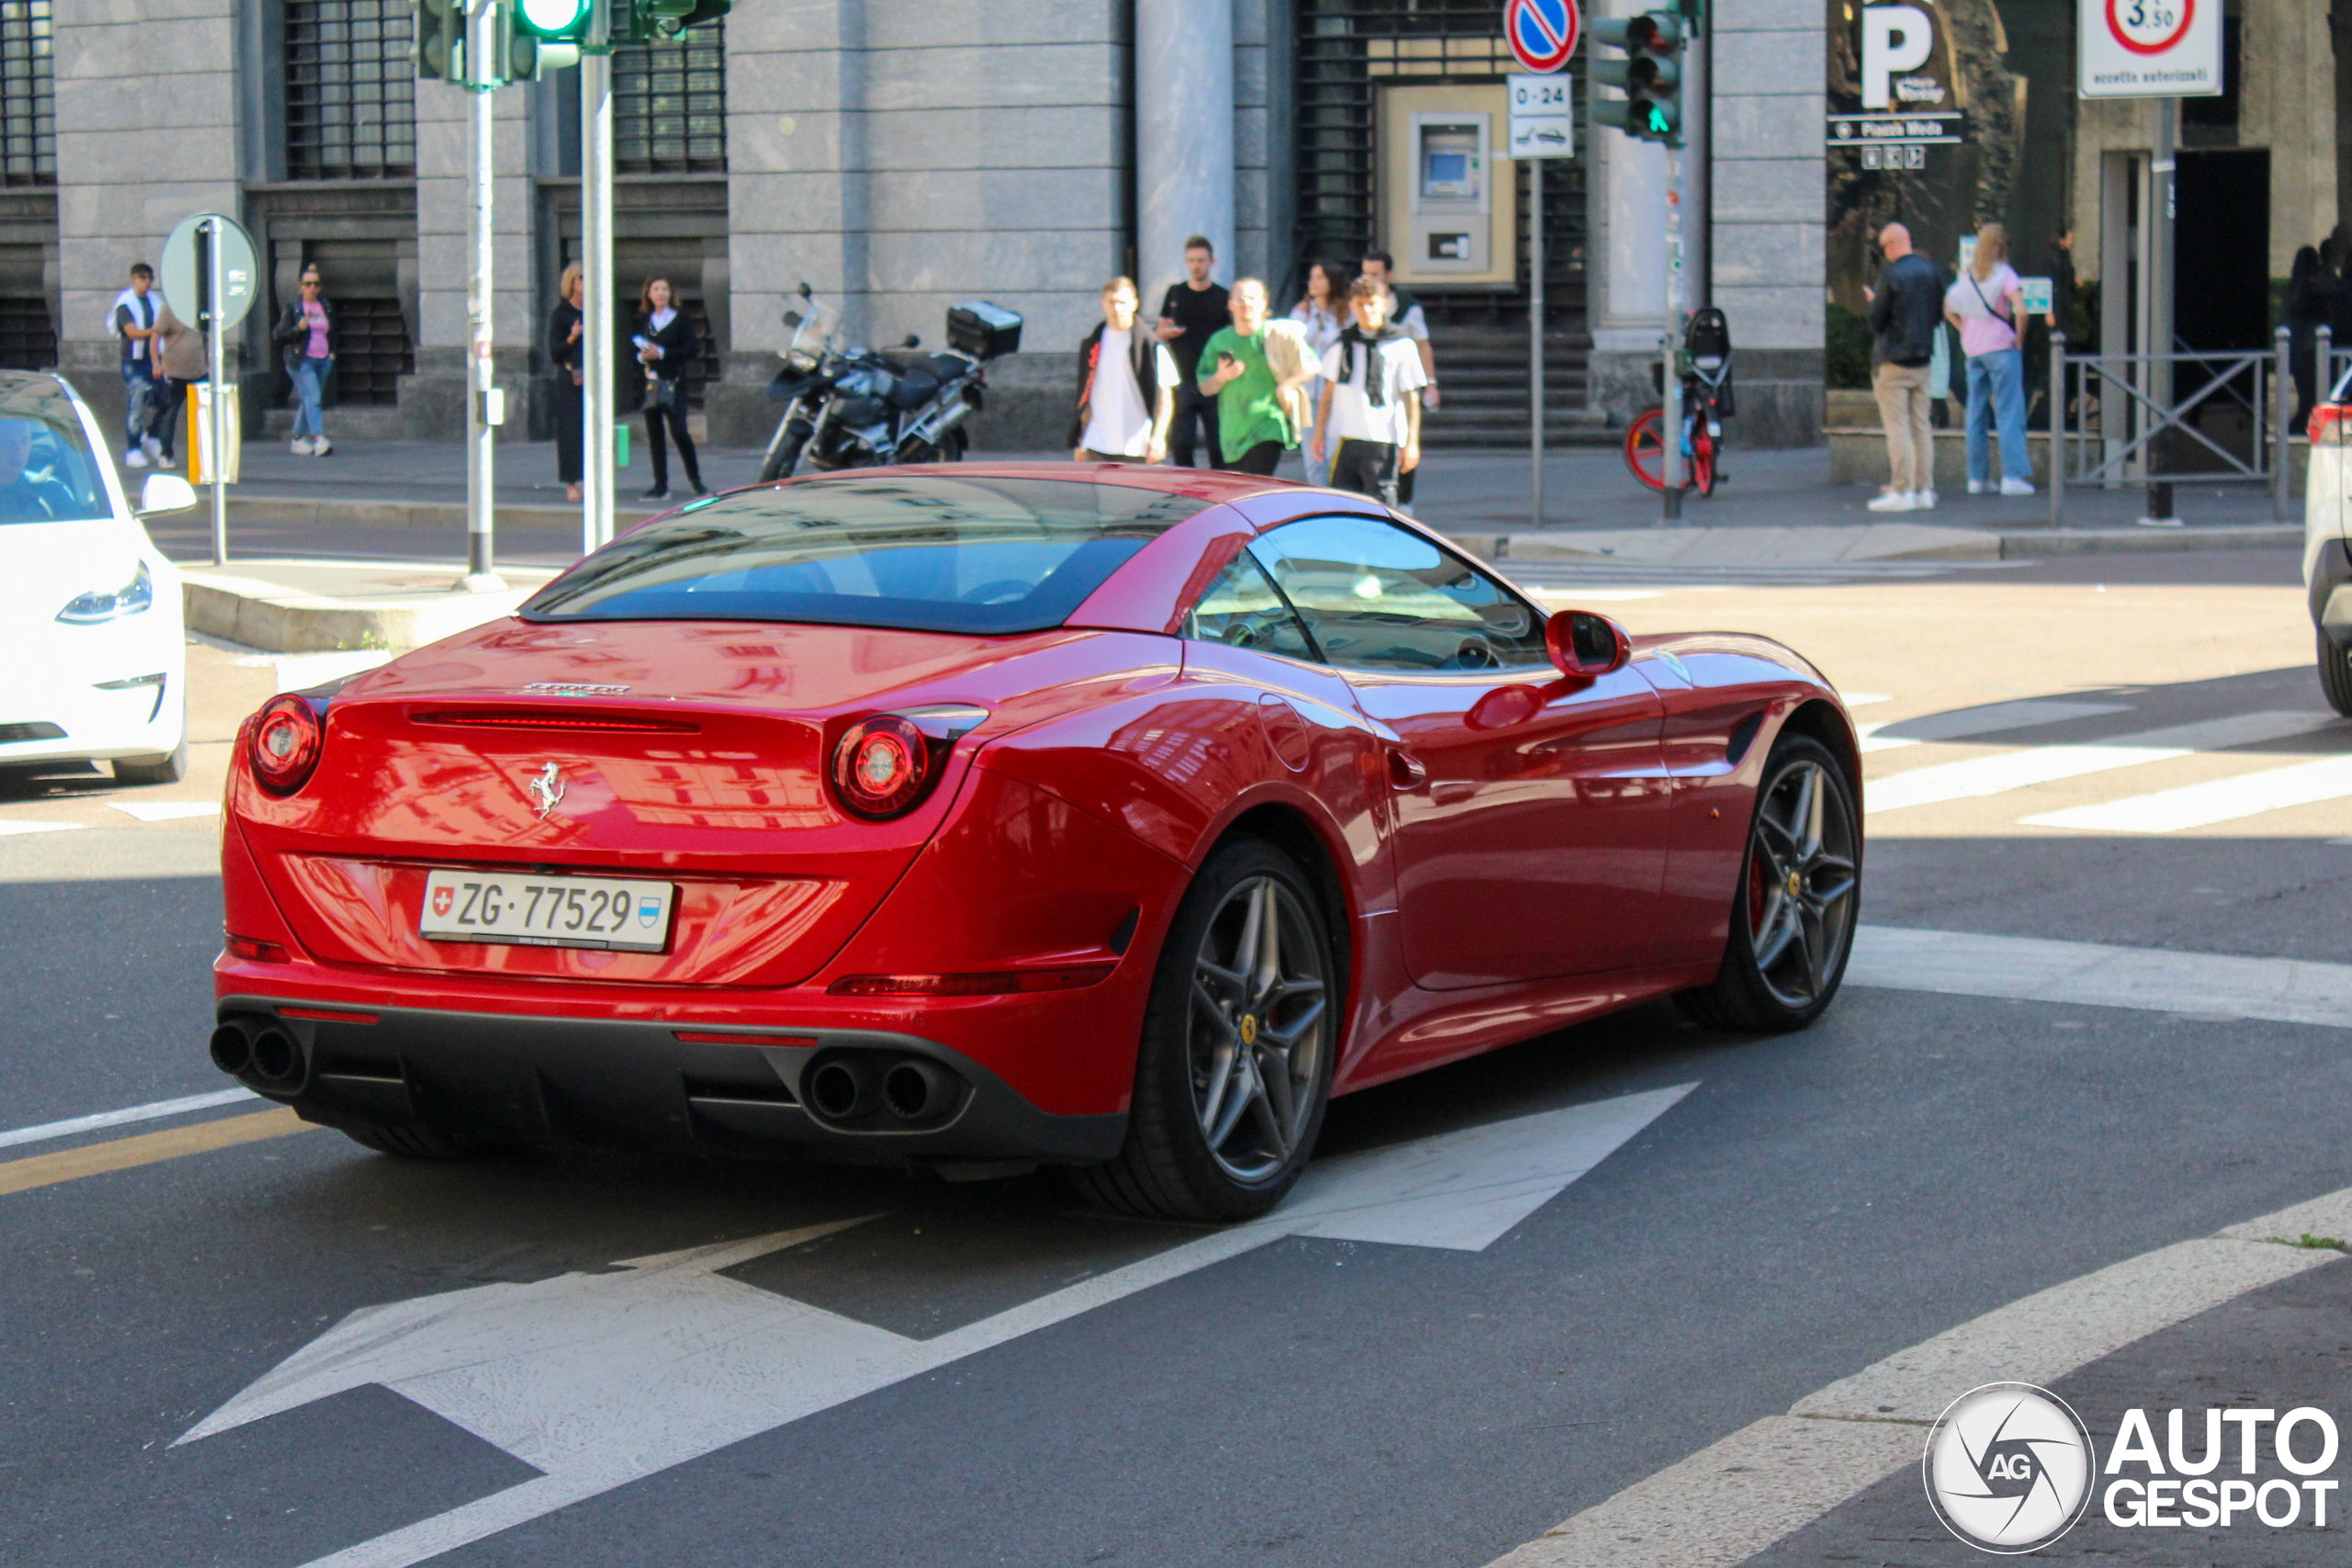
[1198,278,1308,475]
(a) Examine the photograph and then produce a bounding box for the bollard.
[2276,324,2293,521]
[2049,331,2065,529]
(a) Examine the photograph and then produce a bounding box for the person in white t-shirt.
[1942,222,2034,496]
[1072,276,1180,461]
[1311,276,1427,505]
[1288,261,1350,484]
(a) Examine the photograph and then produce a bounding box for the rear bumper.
[216,995,1127,1167]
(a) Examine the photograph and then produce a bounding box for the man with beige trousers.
[1864,221,1945,512]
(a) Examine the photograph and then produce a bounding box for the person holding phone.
[633,275,704,500]
[1197,278,1308,476]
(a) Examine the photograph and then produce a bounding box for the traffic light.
[1590,10,1685,144]
[506,0,589,77]
[614,0,729,43]
[414,0,464,83]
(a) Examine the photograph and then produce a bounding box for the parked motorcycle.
[756,287,1022,481]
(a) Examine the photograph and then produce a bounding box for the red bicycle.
[1623,307,1735,498]
[1623,404,1717,496]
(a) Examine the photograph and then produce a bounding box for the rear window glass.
[0,378,109,525]
[522,474,1210,635]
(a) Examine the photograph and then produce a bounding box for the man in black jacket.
[1155,238,1228,468]
[1866,221,1942,511]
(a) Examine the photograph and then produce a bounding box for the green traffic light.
[1647,105,1670,133]
[516,0,590,38]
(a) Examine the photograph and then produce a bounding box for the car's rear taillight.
[828,705,989,822]
[2311,405,2350,446]
[250,694,324,795]
[831,715,931,819]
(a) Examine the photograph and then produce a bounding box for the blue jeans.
[289,357,327,439]
[120,358,155,454]
[1964,347,2030,484]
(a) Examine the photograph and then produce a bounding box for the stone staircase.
[1417,321,1615,449]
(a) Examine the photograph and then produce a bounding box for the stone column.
[52,0,243,443]
[408,76,535,441]
[1709,0,1824,446]
[1137,0,1234,304]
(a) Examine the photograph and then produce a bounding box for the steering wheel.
[958,579,1032,605]
[1450,638,1501,671]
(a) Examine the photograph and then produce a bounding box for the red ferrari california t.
[211,467,1860,1220]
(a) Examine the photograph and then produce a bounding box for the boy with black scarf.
[1071,276,1178,461]
[1311,276,1425,505]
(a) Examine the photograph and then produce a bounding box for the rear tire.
[342,1123,481,1160]
[1070,838,1337,1223]
[2320,629,2352,718]
[1676,735,1860,1034]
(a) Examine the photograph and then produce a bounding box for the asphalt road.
[4,547,2350,1568]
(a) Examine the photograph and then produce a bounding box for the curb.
[223,494,661,533]
[181,570,550,653]
[1484,1189,2352,1568]
[1452,522,2301,569]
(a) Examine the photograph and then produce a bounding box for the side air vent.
[413,709,702,734]
[0,721,66,743]
[1725,713,1764,767]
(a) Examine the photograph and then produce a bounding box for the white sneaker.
[311,436,332,457]
[2000,477,2035,496]
[291,437,313,456]
[157,453,177,469]
[1867,489,1915,512]
[124,448,148,469]
[1913,489,1937,510]
[1966,479,1986,495]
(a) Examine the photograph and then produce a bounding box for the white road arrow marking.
[179,1084,1693,1568]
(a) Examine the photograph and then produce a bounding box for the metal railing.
[2046,328,2295,526]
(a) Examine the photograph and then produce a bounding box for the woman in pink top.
[1943,224,2031,495]
[271,268,336,456]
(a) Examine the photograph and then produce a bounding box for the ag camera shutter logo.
[1922,1382,2097,1553]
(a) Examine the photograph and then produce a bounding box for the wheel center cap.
[1239,1014,1259,1045]
[1786,870,1803,897]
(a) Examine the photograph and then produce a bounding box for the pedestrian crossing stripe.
[2021,754,2352,834]
[1866,711,2341,815]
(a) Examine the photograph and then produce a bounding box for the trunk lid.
[237,616,1178,987]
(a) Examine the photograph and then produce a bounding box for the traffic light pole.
[1660,145,1684,523]
[460,0,505,592]
[581,39,616,552]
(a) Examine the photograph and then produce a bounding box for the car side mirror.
[1546,609,1631,680]
[134,473,198,516]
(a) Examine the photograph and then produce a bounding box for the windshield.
[522,474,1211,635]
[0,378,109,525]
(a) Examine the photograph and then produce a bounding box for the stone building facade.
[46,1,2344,458]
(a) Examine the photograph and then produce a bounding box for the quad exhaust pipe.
[804,1051,965,1128]
[209,1018,305,1089]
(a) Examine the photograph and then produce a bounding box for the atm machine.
[1377,85,1517,290]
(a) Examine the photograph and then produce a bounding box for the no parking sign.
[2078,0,2220,98]
[1506,0,1579,73]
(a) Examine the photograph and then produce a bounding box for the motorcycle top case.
[947,300,1023,360]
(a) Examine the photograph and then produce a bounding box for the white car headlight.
[57,560,153,625]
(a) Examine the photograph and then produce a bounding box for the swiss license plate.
[420,869,675,953]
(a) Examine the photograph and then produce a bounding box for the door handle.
[1387,749,1427,789]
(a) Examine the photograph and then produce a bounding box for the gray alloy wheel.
[1678,735,1860,1033]
[1186,874,1329,1184]
[1071,838,1337,1222]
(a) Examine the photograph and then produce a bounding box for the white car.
[0,370,198,785]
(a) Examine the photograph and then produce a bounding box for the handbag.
[642,374,673,412]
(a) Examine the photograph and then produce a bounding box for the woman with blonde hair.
[549,262,586,502]
[1943,221,2033,496]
